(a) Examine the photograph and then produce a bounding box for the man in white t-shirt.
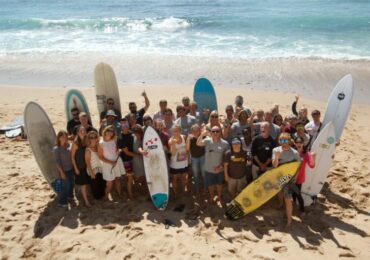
[305,109,322,148]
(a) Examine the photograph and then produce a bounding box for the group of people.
[55,92,324,227]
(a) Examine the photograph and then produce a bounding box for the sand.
[0,61,370,259]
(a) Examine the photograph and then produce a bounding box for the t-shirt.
[224,150,247,179]
[292,132,311,147]
[189,137,205,158]
[272,146,301,165]
[304,121,321,136]
[67,119,80,135]
[153,111,175,121]
[117,132,134,162]
[230,121,250,140]
[127,108,146,126]
[175,115,197,136]
[203,137,230,173]
[251,135,277,166]
[53,144,73,171]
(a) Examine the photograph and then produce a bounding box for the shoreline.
[1,54,370,104]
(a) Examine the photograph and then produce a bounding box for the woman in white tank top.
[98,126,126,201]
[85,131,106,200]
[168,124,189,196]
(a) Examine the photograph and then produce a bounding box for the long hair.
[74,125,87,147]
[56,130,68,147]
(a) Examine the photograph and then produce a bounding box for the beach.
[0,69,369,259]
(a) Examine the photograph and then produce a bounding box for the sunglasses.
[211,130,220,133]
[279,139,289,143]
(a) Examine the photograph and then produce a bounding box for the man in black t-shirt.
[126,91,150,126]
[251,122,277,179]
[117,117,134,199]
[100,98,122,123]
[67,108,80,136]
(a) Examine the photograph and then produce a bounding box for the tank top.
[87,148,102,174]
[190,137,205,158]
[75,145,86,169]
[100,140,118,161]
[170,135,188,169]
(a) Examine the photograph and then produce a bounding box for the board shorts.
[283,182,301,199]
[102,157,126,182]
[170,167,188,175]
[205,171,224,187]
[228,177,247,194]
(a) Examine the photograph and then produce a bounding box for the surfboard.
[193,78,218,113]
[301,122,336,206]
[322,74,353,141]
[24,102,59,193]
[94,62,121,115]
[0,116,24,134]
[65,89,92,124]
[142,126,169,210]
[225,161,301,220]
[5,127,23,138]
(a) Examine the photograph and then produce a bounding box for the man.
[254,111,280,140]
[197,126,229,205]
[305,109,322,149]
[182,96,191,114]
[175,105,197,136]
[100,98,122,122]
[67,108,80,136]
[251,122,277,179]
[189,101,203,125]
[153,99,174,121]
[117,117,134,199]
[126,91,150,126]
[163,108,175,137]
[72,112,96,135]
[99,110,121,138]
[234,95,252,117]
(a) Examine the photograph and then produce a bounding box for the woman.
[143,115,153,128]
[53,130,74,207]
[224,138,248,198]
[204,110,223,133]
[169,124,189,196]
[71,126,91,207]
[85,131,106,200]
[228,110,249,140]
[186,124,205,194]
[131,124,147,187]
[293,136,316,216]
[272,132,301,228]
[273,114,284,127]
[98,126,126,201]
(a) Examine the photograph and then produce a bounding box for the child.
[98,126,126,201]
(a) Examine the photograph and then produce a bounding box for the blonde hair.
[102,125,116,141]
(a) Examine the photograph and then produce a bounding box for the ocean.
[0,0,369,59]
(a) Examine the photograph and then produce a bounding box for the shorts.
[283,182,300,199]
[123,161,133,173]
[205,171,224,187]
[102,157,126,182]
[170,167,188,175]
[228,177,247,194]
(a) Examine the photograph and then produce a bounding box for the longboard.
[94,62,121,115]
[301,122,336,206]
[322,74,353,141]
[193,78,218,113]
[24,102,59,193]
[65,89,92,124]
[225,161,301,220]
[143,126,169,210]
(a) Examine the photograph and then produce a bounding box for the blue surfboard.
[193,78,218,113]
[65,89,92,124]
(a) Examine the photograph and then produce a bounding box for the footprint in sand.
[273,246,287,253]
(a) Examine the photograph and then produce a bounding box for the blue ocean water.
[0,0,369,59]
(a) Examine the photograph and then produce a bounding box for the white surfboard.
[24,102,59,192]
[94,62,121,115]
[301,122,336,206]
[143,126,169,210]
[322,74,354,141]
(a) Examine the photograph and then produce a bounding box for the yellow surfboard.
[225,161,301,220]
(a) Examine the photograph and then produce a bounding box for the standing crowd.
[55,93,322,227]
